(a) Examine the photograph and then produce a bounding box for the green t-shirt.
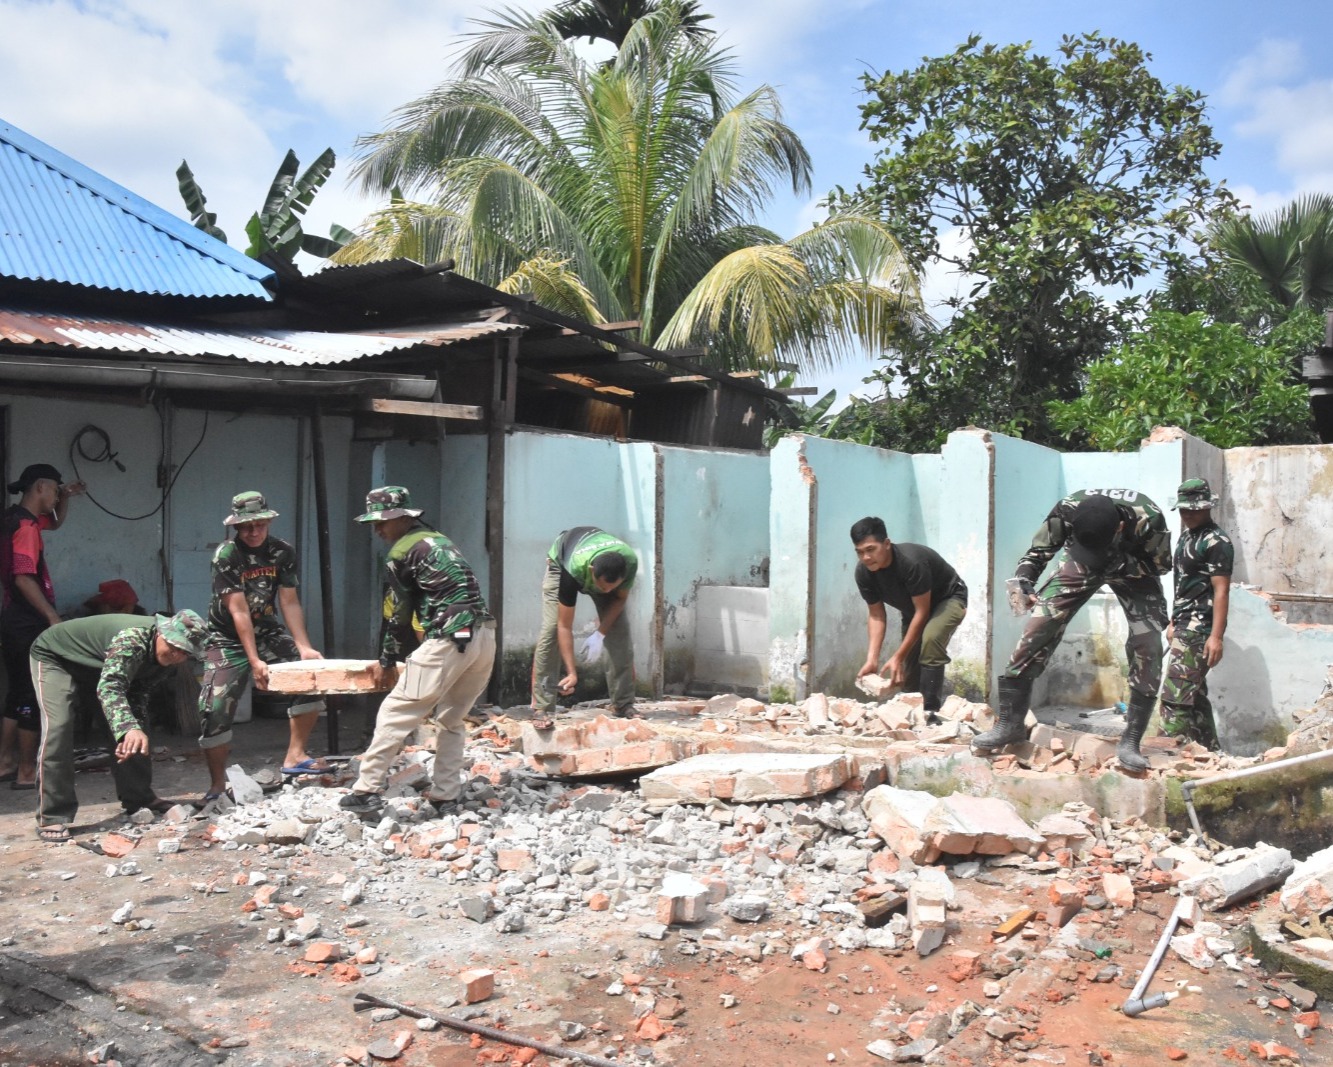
[549,527,637,606]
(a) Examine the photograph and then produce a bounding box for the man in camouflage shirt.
[1160,478,1233,750]
[30,610,209,841]
[197,492,325,801]
[341,487,495,814]
[531,526,639,730]
[973,489,1171,772]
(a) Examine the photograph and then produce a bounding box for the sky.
[2,0,1332,404]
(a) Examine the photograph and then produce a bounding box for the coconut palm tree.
[1213,193,1333,312]
[548,0,712,46]
[340,3,921,372]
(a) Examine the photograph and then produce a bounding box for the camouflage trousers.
[1160,629,1218,750]
[1004,557,1167,698]
[197,627,324,749]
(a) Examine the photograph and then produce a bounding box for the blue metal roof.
[0,120,274,301]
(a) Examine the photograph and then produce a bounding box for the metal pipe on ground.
[1181,748,1333,840]
[351,992,624,1067]
[1121,895,1196,1017]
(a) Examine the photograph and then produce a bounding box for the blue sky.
[3,0,1331,401]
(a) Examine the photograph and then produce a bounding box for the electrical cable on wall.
[68,410,209,521]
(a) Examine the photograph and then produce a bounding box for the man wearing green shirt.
[340,487,495,815]
[31,610,210,842]
[530,526,638,730]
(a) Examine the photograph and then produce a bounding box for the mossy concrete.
[1167,762,1333,860]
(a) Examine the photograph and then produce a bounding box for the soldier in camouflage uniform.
[31,610,209,841]
[341,487,495,814]
[1160,478,1232,750]
[197,492,325,802]
[972,489,1171,772]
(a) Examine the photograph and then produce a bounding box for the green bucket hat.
[355,485,423,523]
[155,609,210,660]
[1171,478,1219,511]
[223,491,279,526]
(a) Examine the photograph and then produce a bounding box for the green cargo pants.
[531,558,634,714]
[31,653,155,828]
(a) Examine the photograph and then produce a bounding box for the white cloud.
[1219,38,1333,195]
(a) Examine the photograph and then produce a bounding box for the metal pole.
[310,403,340,754]
[352,992,625,1067]
[1181,748,1333,840]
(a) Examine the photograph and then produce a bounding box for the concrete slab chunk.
[1185,843,1294,912]
[524,715,695,778]
[1280,844,1333,918]
[640,752,851,803]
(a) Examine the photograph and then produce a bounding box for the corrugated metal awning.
[0,120,274,301]
[0,308,524,366]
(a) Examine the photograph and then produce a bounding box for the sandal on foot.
[37,824,70,843]
[281,758,332,776]
[531,713,556,731]
[198,788,231,807]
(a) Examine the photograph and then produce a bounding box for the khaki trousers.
[352,623,495,800]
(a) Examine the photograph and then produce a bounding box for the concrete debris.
[1279,843,1333,918]
[641,752,853,803]
[1182,843,1294,912]
[862,786,1042,863]
[855,674,897,700]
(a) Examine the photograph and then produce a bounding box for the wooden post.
[485,337,518,703]
[310,402,341,753]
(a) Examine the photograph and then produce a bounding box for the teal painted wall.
[659,446,769,689]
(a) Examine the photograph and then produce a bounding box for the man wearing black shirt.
[851,517,967,720]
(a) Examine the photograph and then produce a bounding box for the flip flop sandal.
[281,759,333,776]
[11,780,35,791]
[37,824,70,843]
[531,714,555,731]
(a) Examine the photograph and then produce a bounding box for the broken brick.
[460,968,495,1003]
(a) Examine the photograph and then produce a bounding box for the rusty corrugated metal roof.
[0,119,274,301]
[0,308,523,366]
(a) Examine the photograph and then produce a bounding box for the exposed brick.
[460,968,495,1004]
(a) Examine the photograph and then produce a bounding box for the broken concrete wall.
[1221,444,1333,597]
[658,446,770,694]
[500,431,660,704]
[1208,587,1333,754]
[769,434,929,700]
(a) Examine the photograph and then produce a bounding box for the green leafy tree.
[840,33,1235,449]
[340,3,921,372]
[1048,309,1316,450]
[176,149,353,263]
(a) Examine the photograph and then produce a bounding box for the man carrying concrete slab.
[1160,478,1233,751]
[973,489,1170,771]
[531,527,638,730]
[340,487,495,815]
[197,492,325,803]
[851,517,967,720]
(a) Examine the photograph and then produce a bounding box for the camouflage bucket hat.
[355,485,423,523]
[1171,478,1219,511]
[223,491,279,526]
[155,610,210,660]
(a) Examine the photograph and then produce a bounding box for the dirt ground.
[0,714,1322,1067]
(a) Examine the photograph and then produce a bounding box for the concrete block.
[460,968,495,1003]
[1280,844,1333,918]
[802,693,831,729]
[640,752,851,803]
[1187,843,1295,912]
[524,715,695,778]
[863,786,938,863]
[267,658,391,694]
[920,794,1043,861]
[656,873,709,925]
[908,880,948,958]
[1101,872,1135,910]
[856,674,896,700]
[1035,814,1092,853]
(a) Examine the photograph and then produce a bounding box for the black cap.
[7,463,62,495]
[1067,494,1122,568]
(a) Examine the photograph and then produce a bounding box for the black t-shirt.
[855,542,967,621]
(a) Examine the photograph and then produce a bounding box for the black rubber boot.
[1116,691,1155,772]
[919,664,946,724]
[970,676,1032,755]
